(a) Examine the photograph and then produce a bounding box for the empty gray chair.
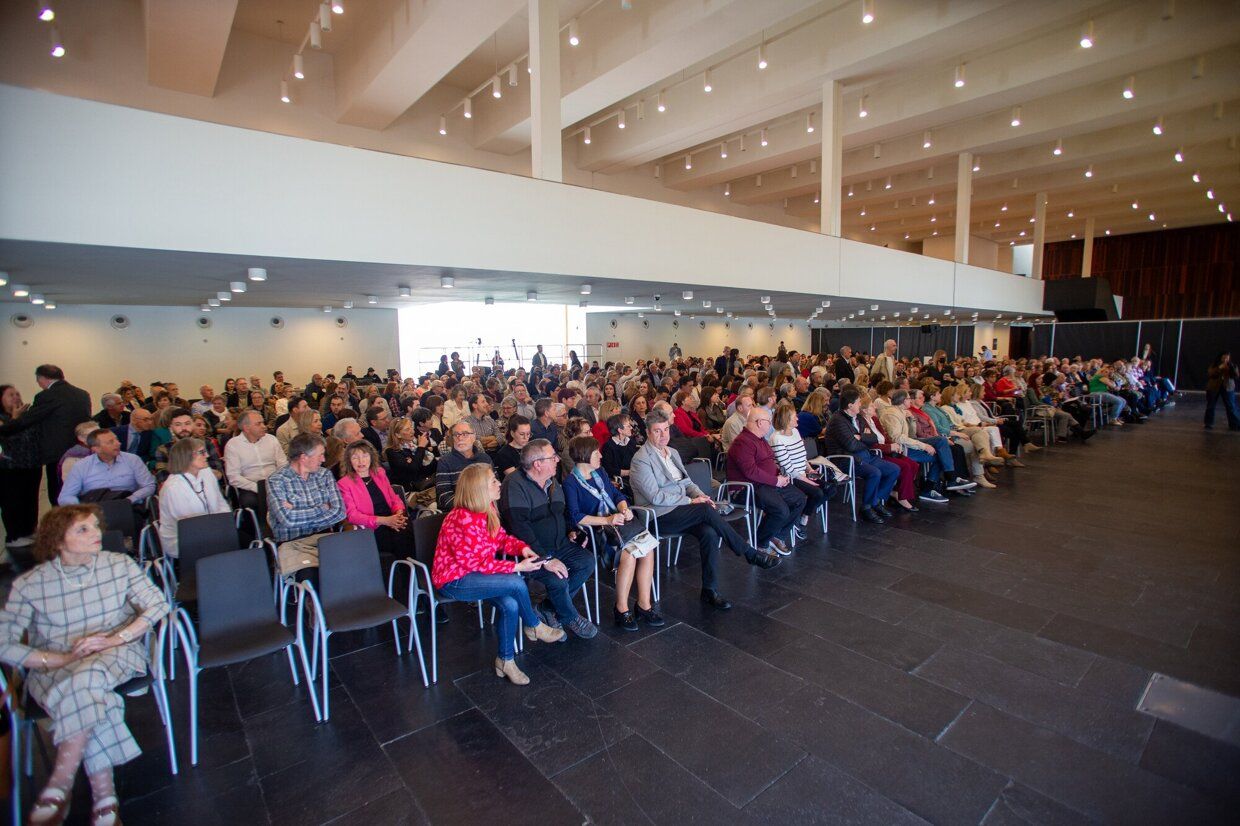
[177,547,317,765]
[296,530,426,719]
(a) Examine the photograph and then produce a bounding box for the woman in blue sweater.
[562,436,663,632]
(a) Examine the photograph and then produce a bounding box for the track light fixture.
[858,94,868,118]
[1010,106,1022,127]
[309,21,322,49]
[1173,147,1184,163]
[1152,115,1163,135]
[618,110,626,129]
[280,81,291,103]
[760,128,768,147]
[331,1,344,12]
[568,19,580,46]
[724,182,730,197]
[720,142,727,159]
[583,127,591,145]
[657,92,666,113]
[463,98,472,118]
[758,42,768,70]
[1192,170,1201,183]
[438,116,447,136]
[684,153,691,170]
[1084,165,1094,178]
[806,112,815,133]
[954,63,965,88]
[923,131,932,149]
[39,4,55,22]
[49,26,64,57]
[1079,19,1094,48]
[703,70,712,93]
[1122,75,1134,99]
[1052,138,1063,156]
[492,77,501,99]
[293,54,305,79]
[319,3,333,31]
[972,157,980,172]
[861,0,875,25]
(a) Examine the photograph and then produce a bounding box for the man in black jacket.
[499,439,596,638]
[834,347,856,385]
[0,364,91,504]
[823,387,898,524]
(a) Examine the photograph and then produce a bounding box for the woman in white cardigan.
[157,437,229,558]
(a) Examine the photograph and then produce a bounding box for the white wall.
[0,303,398,403]
[397,302,588,376]
[922,234,1005,271]
[586,313,811,364]
[0,85,1047,317]
[971,323,1011,360]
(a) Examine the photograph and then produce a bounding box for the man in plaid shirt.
[266,433,346,581]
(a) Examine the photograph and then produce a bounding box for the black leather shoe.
[746,548,781,569]
[861,507,885,524]
[636,605,666,627]
[614,608,639,632]
[700,589,733,610]
[873,502,892,518]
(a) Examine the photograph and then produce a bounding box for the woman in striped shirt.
[769,402,831,530]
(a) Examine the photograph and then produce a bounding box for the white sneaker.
[973,475,997,489]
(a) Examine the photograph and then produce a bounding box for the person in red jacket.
[725,407,806,556]
[432,463,566,685]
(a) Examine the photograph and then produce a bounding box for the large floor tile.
[742,754,928,825]
[770,596,942,671]
[596,669,805,808]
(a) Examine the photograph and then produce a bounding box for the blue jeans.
[527,543,593,626]
[1204,390,1240,429]
[1090,392,1126,422]
[905,447,942,484]
[854,452,899,507]
[920,435,954,475]
[439,573,541,660]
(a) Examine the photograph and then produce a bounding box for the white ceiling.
[0,239,1023,324]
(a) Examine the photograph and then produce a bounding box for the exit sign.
[606,341,619,348]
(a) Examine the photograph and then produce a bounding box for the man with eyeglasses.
[499,439,597,638]
[630,410,780,611]
[435,421,495,510]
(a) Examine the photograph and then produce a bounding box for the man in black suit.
[92,392,130,429]
[112,407,158,467]
[834,346,856,385]
[0,364,91,505]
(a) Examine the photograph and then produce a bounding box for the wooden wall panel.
[1041,223,1239,319]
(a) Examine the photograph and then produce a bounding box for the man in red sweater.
[725,407,806,556]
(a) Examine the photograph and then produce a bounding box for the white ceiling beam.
[661,3,1240,189]
[578,0,1081,172]
[143,0,239,97]
[333,0,527,130]
[845,47,1240,180]
[469,0,823,153]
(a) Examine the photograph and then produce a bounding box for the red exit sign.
[606,341,620,348]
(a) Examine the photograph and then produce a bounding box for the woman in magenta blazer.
[336,441,412,560]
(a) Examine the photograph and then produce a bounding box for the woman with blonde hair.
[432,464,565,684]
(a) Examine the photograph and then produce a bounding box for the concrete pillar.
[528,0,562,182]
[1082,216,1095,277]
[1031,191,1048,279]
[819,80,843,236]
[955,152,973,263]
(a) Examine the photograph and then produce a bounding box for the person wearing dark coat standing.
[0,365,91,506]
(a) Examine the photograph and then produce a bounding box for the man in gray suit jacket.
[630,411,779,610]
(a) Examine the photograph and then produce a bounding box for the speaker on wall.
[195,316,212,329]
[334,317,348,328]
[270,316,285,329]
[110,315,130,329]
[10,313,33,329]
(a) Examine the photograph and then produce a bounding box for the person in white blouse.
[223,409,287,518]
[158,438,229,558]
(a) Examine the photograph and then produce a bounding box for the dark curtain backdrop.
[1042,223,1239,319]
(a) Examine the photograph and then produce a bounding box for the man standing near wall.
[0,364,92,505]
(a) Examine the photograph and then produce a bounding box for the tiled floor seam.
[933,699,974,743]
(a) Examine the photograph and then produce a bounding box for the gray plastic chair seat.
[322,594,407,634]
[197,623,296,669]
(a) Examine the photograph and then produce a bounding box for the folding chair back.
[99,499,138,545]
[685,461,713,496]
[196,547,278,641]
[178,512,245,580]
[101,530,127,554]
[412,510,446,565]
[803,438,820,461]
[317,530,386,609]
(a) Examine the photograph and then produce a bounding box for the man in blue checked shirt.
[266,433,346,586]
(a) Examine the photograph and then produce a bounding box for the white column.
[528,0,562,182]
[1031,191,1048,279]
[819,80,843,236]
[1082,216,1095,277]
[955,152,973,264]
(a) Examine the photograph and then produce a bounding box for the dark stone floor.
[16,402,1240,824]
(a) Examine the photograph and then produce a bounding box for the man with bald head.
[726,406,806,555]
[113,406,157,466]
[224,408,288,519]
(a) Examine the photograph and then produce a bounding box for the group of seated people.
[0,342,1179,819]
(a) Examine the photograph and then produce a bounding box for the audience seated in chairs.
[600,412,639,489]
[325,417,363,479]
[630,411,780,611]
[859,393,923,512]
[337,440,412,565]
[157,437,231,560]
[436,421,495,510]
[266,433,347,588]
[825,387,900,524]
[499,439,598,639]
[58,428,156,507]
[433,464,566,685]
[769,402,833,531]
[58,420,98,485]
[563,436,662,631]
[360,404,391,453]
[492,415,532,478]
[726,405,807,555]
[154,407,223,484]
[0,504,170,826]
[224,409,286,523]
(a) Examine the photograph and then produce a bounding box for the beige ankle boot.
[524,621,567,644]
[495,657,530,685]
